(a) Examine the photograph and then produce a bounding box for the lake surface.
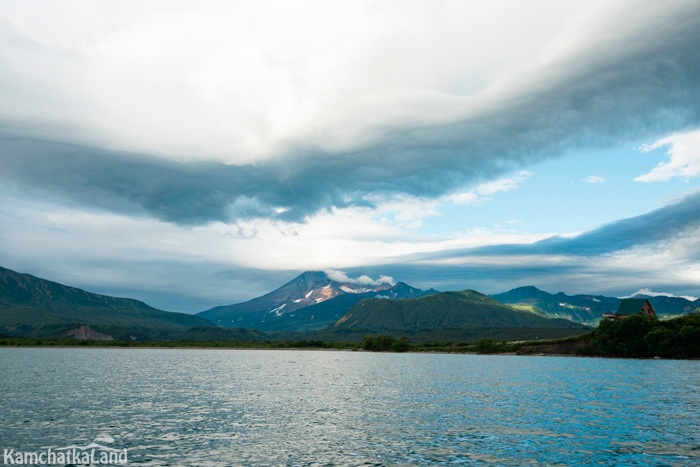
[0,348,699,466]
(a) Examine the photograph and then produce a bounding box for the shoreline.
[1,344,692,360]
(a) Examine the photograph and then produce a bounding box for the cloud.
[376,189,700,296]
[3,177,699,310]
[2,2,700,307]
[360,234,700,299]
[619,288,698,302]
[448,192,480,206]
[0,185,553,310]
[448,171,531,206]
[635,128,700,182]
[0,1,602,163]
[365,239,700,299]
[476,171,532,195]
[582,175,607,184]
[367,194,441,224]
[466,189,700,257]
[1,2,700,225]
[324,270,395,286]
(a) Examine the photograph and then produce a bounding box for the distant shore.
[1,345,691,360]
[3,313,699,359]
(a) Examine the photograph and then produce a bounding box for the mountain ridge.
[491,286,700,325]
[3,264,697,340]
[198,271,437,331]
[0,265,213,339]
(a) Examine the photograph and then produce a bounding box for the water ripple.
[1,349,699,466]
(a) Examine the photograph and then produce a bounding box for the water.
[1,348,699,466]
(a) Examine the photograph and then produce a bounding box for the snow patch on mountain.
[340,285,373,294]
[269,304,286,315]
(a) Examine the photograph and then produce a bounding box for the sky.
[1,0,700,312]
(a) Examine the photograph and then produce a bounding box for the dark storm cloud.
[528,190,700,257]
[0,138,357,224]
[348,191,700,297]
[410,189,700,263]
[1,2,700,224]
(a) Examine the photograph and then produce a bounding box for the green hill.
[329,290,590,341]
[0,265,213,339]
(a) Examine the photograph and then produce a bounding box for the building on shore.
[602,299,656,321]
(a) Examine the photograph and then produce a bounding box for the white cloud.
[388,198,440,224]
[0,192,552,304]
[448,171,532,205]
[0,1,593,163]
[476,171,533,195]
[324,270,395,286]
[619,288,698,302]
[635,127,700,182]
[409,233,700,300]
[448,192,480,206]
[361,194,441,227]
[582,175,607,184]
[5,187,700,309]
[2,1,700,309]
